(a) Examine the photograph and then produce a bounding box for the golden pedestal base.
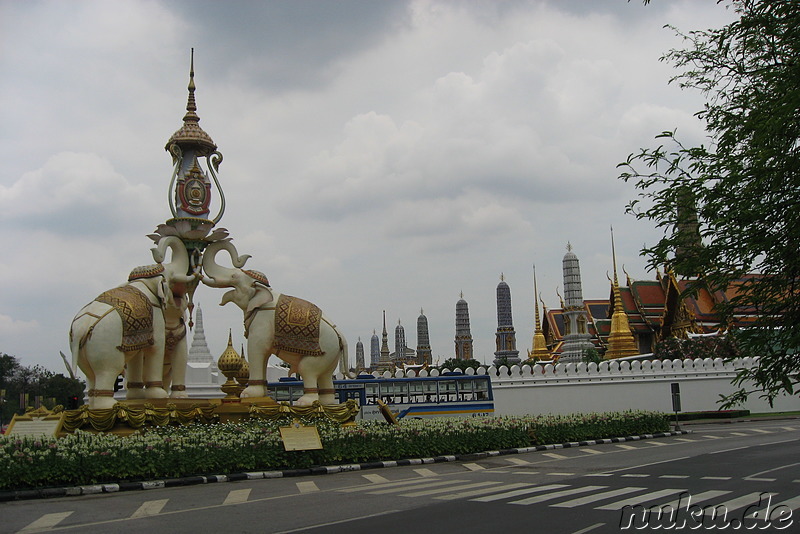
[59,398,358,436]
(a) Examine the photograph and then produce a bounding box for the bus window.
[365,383,379,404]
[439,380,457,400]
[409,381,424,403]
[459,379,475,401]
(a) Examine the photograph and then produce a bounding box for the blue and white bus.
[268,373,495,420]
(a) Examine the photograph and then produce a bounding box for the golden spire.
[605,226,639,359]
[528,264,550,361]
[165,48,217,155]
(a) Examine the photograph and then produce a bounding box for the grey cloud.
[167,0,409,92]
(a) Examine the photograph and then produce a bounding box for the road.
[3,419,800,533]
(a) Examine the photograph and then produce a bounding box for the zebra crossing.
[336,474,800,514]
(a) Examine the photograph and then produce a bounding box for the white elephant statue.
[123,286,190,402]
[202,240,348,406]
[69,236,196,409]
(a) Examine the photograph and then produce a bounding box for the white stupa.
[184,304,225,398]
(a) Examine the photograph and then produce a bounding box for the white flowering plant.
[0,410,668,491]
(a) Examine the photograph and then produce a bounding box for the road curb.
[0,429,689,502]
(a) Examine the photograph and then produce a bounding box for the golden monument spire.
[605,226,639,359]
[528,264,550,361]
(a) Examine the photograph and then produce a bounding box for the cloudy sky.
[0,0,735,374]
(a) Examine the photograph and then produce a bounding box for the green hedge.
[0,410,669,490]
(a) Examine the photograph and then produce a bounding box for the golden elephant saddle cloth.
[95,285,155,352]
[274,294,324,357]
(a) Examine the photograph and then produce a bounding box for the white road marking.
[543,452,569,460]
[773,495,800,510]
[606,456,691,473]
[363,473,389,483]
[130,499,168,518]
[551,487,646,508]
[436,482,533,500]
[296,481,319,493]
[615,444,637,450]
[580,448,603,455]
[709,445,750,455]
[472,484,569,502]
[729,432,749,436]
[596,489,686,511]
[585,473,613,477]
[463,463,485,471]
[621,474,649,478]
[674,438,697,442]
[702,476,732,481]
[746,461,800,480]
[506,457,532,465]
[780,427,797,431]
[400,481,503,498]
[510,485,607,506]
[745,477,777,482]
[18,512,74,532]
[546,472,575,476]
[413,468,438,477]
[701,435,722,439]
[365,479,469,495]
[659,475,690,479]
[703,492,767,515]
[749,429,771,434]
[338,477,443,493]
[223,489,251,505]
[661,490,731,510]
[646,440,667,446]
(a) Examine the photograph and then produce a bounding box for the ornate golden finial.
[218,329,244,402]
[460,291,464,299]
[420,308,424,315]
[165,48,217,155]
[622,265,633,287]
[528,264,549,361]
[611,226,620,288]
[186,48,197,119]
[606,227,638,359]
[500,273,505,282]
[566,242,573,252]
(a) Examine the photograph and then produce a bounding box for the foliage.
[653,334,744,361]
[436,358,482,372]
[582,348,603,365]
[620,0,800,405]
[0,353,85,426]
[0,410,669,490]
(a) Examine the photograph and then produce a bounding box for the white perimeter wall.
[343,357,800,416]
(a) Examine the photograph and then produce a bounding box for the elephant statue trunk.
[200,240,348,406]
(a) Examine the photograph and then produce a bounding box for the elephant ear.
[246,287,274,314]
[220,289,237,306]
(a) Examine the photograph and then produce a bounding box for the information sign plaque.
[279,420,323,451]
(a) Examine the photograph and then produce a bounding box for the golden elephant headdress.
[128,264,166,281]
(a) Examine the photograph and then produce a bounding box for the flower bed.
[0,410,669,491]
